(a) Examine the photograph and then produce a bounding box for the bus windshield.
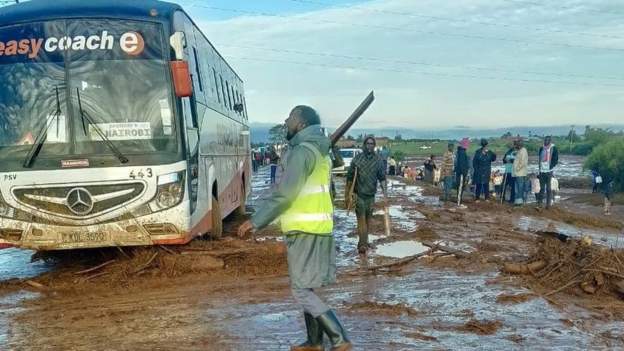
[0,19,177,166]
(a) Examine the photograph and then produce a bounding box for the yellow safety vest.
[280,142,334,235]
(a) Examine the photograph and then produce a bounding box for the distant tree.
[501,131,512,138]
[268,124,286,145]
[395,134,403,141]
[585,137,624,191]
[356,134,364,143]
[346,134,355,141]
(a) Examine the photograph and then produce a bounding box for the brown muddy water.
[1,166,623,350]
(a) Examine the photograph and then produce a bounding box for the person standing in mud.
[537,136,559,208]
[502,144,517,203]
[512,138,529,206]
[455,138,471,203]
[237,105,352,351]
[472,139,496,202]
[441,143,455,202]
[423,155,437,184]
[269,146,280,184]
[347,136,388,255]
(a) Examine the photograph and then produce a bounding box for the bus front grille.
[13,183,145,218]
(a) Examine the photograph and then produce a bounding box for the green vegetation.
[584,137,624,191]
[388,126,624,159]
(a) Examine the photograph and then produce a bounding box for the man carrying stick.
[238,106,352,351]
[346,136,388,255]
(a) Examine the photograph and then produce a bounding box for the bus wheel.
[236,181,246,216]
[211,195,223,239]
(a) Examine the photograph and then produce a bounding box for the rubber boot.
[291,312,323,351]
[317,310,352,351]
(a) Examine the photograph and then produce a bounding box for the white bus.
[0,0,250,250]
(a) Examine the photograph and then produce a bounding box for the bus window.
[212,68,221,104]
[225,81,233,111]
[192,47,203,92]
[219,75,227,110]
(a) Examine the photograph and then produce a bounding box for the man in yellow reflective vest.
[238,106,352,351]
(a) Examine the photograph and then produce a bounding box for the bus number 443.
[129,168,153,179]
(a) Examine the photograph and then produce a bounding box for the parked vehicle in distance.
[333,148,361,175]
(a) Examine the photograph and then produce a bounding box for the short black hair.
[363,136,376,146]
[292,105,321,126]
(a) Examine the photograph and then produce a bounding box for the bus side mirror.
[170,60,193,97]
[234,103,244,113]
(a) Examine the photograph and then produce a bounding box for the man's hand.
[237,220,255,238]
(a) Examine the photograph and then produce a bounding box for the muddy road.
[1,167,624,350]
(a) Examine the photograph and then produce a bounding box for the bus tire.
[211,195,223,239]
[236,180,246,216]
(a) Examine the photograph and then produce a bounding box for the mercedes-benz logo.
[65,187,94,215]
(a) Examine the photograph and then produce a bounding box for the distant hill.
[250,122,624,143]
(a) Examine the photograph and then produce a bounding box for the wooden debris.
[74,259,116,275]
[502,260,546,275]
[24,280,48,291]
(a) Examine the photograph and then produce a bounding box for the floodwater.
[516,215,624,249]
[0,249,51,282]
[1,165,623,350]
[375,240,429,258]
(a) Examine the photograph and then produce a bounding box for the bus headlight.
[149,171,185,212]
[0,193,15,219]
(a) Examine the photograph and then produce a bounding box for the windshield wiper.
[76,88,129,164]
[23,86,63,168]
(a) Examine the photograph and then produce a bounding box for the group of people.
[251,147,281,184]
[438,136,559,207]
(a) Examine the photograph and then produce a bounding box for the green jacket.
[251,125,331,230]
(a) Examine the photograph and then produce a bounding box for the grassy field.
[389,139,520,158]
[387,135,585,159]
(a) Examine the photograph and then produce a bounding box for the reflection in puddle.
[375,241,429,258]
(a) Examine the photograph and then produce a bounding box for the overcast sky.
[175,0,623,129]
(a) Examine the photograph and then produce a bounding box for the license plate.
[61,232,107,243]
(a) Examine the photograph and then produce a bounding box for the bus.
[0,0,251,250]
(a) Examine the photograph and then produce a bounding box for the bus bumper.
[0,204,192,251]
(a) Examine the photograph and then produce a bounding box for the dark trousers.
[388,165,396,176]
[537,172,553,207]
[270,164,278,184]
[475,183,490,200]
[382,160,388,174]
[252,160,258,172]
[355,195,375,250]
[502,174,516,203]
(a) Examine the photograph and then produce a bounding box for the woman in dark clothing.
[472,139,497,201]
[455,138,471,202]
[502,147,516,203]
[423,155,437,184]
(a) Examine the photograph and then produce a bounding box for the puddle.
[0,249,52,282]
[375,241,429,258]
[374,205,424,232]
[515,216,624,248]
